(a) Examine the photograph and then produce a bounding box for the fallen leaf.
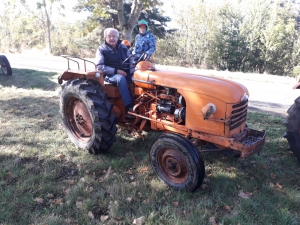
[238,190,249,199]
[270,173,276,178]
[270,157,275,162]
[88,211,94,219]
[7,171,13,177]
[54,198,63,205]
[126,170,133,175]
[65,218,72,224]
[63,188,70,194]
[47,193,54,198]
[245,191,252,197]
[131,181,138,186]
[133,216,145,225]
[34,197,44,204]
[139,166,148,173]
[127,197,133,202]
[209,216,218,225]
[143,199,150,204]
[276,182,283,189]
[76,201,83,208]
[100,215,109,222]
[104,166,113,178]
[173,201,179,206]
[69,180,76,185]
[85,170,90,174]
[56,153,65,159]
[224,205,231,211]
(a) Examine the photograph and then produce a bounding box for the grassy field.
[0,68,300,225]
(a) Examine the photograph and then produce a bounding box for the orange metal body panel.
[134,62,249,103]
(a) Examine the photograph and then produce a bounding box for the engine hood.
[133,62,249,103]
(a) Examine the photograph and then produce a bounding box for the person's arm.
[145,33,156,57]
[132,35,139,55]
[95,46,116,75]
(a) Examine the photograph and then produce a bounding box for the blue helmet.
[135,19,149,32]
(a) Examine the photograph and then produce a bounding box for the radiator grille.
[230,100,248,130]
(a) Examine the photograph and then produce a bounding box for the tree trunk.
[117,0,143,42]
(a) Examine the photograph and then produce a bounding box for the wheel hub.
[65,97,93,142]
[158,149,188,183]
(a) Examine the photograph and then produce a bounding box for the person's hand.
[117,69,127,77]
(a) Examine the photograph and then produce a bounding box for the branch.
[117,0,125,28]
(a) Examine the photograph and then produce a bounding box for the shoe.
[125,104,136,120]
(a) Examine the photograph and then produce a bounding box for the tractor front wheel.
[0,55,12,76]
[150,133,205,192]
[59,79,117,154]
[284,96,300,162]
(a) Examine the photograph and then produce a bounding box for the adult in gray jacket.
[96,28,135,119]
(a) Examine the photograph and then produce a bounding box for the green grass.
[0,68,300,224]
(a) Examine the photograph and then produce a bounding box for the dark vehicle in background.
[0,55,12,75]
[284,78,300,162]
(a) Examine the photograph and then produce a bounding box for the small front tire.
[150,133,205,192]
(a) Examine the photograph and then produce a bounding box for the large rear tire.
[284,96,300,162]
[150,133,205,192]
[0,55,12,76]
[59,79,117,154]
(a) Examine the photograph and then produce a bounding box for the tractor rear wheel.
[284,96,300,162]
[59,79,117,154]
[150,133,205,192]
[0,55,12,76]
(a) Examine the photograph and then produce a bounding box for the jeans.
[105,74,132,107]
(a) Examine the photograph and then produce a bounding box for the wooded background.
[1,0,300,77]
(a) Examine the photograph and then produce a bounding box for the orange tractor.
[284,79,300,162]
[58,55,266,192]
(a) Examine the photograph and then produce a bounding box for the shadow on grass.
[0,68,59,91]
[0,95,59,120]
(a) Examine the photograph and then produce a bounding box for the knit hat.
[135,19,149,32]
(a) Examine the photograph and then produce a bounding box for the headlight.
[202,103,217,120]
[241,93,248,101]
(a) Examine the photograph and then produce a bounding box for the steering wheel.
[121,53,149,70]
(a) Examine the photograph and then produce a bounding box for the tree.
[19,0,65,52]
[74,0,163,42]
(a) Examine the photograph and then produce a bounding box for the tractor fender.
[58,70,104,85]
